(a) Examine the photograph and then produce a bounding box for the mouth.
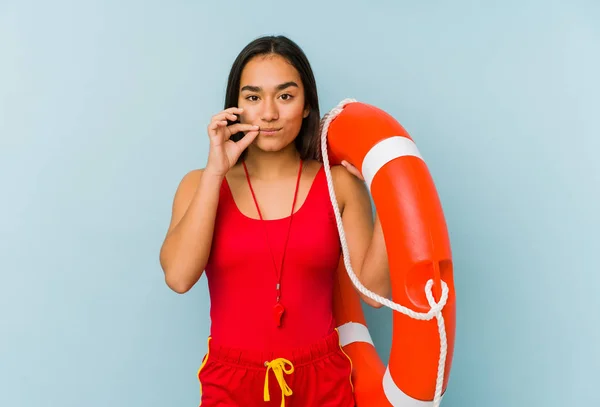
[259,127,281,136]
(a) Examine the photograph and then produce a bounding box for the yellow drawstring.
[264,358,294,407]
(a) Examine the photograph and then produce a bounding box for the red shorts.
[197,329,355,407]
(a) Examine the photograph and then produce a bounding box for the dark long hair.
[224,35,321,162]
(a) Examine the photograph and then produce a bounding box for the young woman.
[159,35,390,407]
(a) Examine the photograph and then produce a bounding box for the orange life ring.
[320,100,457,407]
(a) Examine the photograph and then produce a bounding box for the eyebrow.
[240,81,299,93]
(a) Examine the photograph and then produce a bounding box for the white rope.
[320,98,448,407]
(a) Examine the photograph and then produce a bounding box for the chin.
[255,136,291,152]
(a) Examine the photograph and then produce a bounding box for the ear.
[303,106,310,118]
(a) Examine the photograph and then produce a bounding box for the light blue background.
[1,1,598,406]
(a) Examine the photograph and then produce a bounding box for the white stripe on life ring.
[362,136,423,190]
[337,322,375,347]
[383,366,444,407]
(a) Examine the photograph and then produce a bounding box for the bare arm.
[335,164,391,308]
[159,169,224,293]
[160,107,259,293]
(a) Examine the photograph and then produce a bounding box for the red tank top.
[204,165,341,351]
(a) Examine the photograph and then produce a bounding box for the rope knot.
[424,279,449,318]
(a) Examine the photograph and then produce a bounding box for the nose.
[260,98,279,122]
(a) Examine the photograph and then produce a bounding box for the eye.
[280,93,293,101]
[245,95,259,102]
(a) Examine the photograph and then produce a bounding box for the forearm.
[359,214,391,305]
[160,171,223,293]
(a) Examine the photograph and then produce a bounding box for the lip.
[259,128,281,135]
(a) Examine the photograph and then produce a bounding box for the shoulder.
[162,169,207,235]
[329,164,371,212]
[175,168,204,196]
[172,167,221,209]
[330,164,355,187]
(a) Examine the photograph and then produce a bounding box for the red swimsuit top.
[204,165,341,351]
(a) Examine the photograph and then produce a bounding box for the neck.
[243,144,301,180]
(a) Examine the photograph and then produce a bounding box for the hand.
[205,107,260,177]
[341,160,365,182]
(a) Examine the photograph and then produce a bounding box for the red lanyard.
[243,159,303,327]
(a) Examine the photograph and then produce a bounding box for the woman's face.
[238,54,309,153]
